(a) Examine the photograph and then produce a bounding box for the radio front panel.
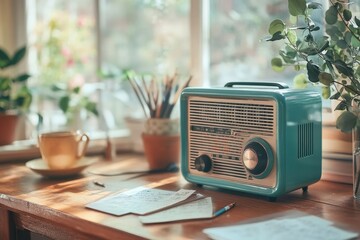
[187,96,277,188]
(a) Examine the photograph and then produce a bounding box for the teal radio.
[180,82,322,200]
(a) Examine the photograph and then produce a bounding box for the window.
[208,0,298,86]
[98,0,190,128]
[26,0,190,135]
[6,0,314,138]
[27,0,98,133]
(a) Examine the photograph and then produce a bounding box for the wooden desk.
[1,154,359,240]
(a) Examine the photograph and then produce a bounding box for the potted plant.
[266,0,360,198]
[0,46,32,145]
[266,0,359,132]
[126,70,192,169]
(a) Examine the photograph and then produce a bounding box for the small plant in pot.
[126,70,192,169]
[266,0,360,133]
[0,46,32,145]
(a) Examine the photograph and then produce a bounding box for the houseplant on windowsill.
[0,46,32,145]
[52,83,99,130]
[266,0,360,198]
[126,71,192,169]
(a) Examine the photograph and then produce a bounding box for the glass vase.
[352,99,360,199]
[353,127,360,199]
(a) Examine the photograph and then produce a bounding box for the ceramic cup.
[38,131,90,170]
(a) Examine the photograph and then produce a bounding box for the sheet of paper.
[86,187,202,216]
[204,215,358,240]
[139,197,213,224]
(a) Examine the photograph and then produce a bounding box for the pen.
[213,202,236,217]
[93,181,105,187]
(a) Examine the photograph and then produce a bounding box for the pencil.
[213,202,236,217]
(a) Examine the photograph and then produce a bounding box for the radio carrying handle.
[224,82,289,89]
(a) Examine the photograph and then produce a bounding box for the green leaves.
[288,0,306,16]
[10,46,26,66]
[293,73,308,89]
[336,111,357,132]
[267,0,360,131]
[85,101,99,116]
[269,19,285,35]
[334,60,354,77]
[0,77,11,91]
[59,95,70,113]
[14,86,32,111]
[319,72,334,86]
[322,86,331,99]
[0,46,26,69]
[56,85,98,118]
[14,74,31,83]
[0,49,10,68]
[306,62,320,82]
[0,46,32,112]
[271,58,284,72]
[325,6,338,25]
[343,9,352,21]
[266,32,285,42]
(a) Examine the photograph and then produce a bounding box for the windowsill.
[0,129,132,163]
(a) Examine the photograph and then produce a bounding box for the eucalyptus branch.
[267,0,360,132]
[329,0,360,43]
[333,79,360,96]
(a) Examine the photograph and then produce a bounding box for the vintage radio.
[180,82,322,201]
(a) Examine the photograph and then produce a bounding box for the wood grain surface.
[1,153,359,239]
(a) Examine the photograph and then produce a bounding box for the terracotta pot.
[142,133,180,170]
[0,113,19,145]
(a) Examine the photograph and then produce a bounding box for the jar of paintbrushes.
[126,71,192,170]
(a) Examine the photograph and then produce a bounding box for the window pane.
[27,0,98,132]
[100,0,190,74]
[99,0,190,121]
[27,0,190,134]
[209,0,295,86]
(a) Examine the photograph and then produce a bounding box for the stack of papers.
[204,215,358,240]
[86,187,213,223]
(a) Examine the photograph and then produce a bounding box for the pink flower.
[77,17,85,27]
[66,58,74,67]
[61,47,71,57]
[69,74,85,89]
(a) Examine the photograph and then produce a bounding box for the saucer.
[26,157,98,178]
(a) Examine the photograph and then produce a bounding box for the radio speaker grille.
[188,97,276,180]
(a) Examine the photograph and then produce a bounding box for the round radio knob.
[243,141,269,176]
[195,155,212,172]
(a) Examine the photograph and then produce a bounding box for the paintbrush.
[127,71,192,119]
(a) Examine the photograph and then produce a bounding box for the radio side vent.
[298,122,314,158]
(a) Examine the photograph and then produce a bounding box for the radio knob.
[243,142,268,176]
[195,155,212,172]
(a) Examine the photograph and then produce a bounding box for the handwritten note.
[86,187,203,216]
[140,197,213,224]
[204,215,358,240]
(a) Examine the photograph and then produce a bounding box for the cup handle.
[77,133,90,159]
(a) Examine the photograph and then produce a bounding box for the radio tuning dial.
[243,141,269,176]
[195,155,212,172]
